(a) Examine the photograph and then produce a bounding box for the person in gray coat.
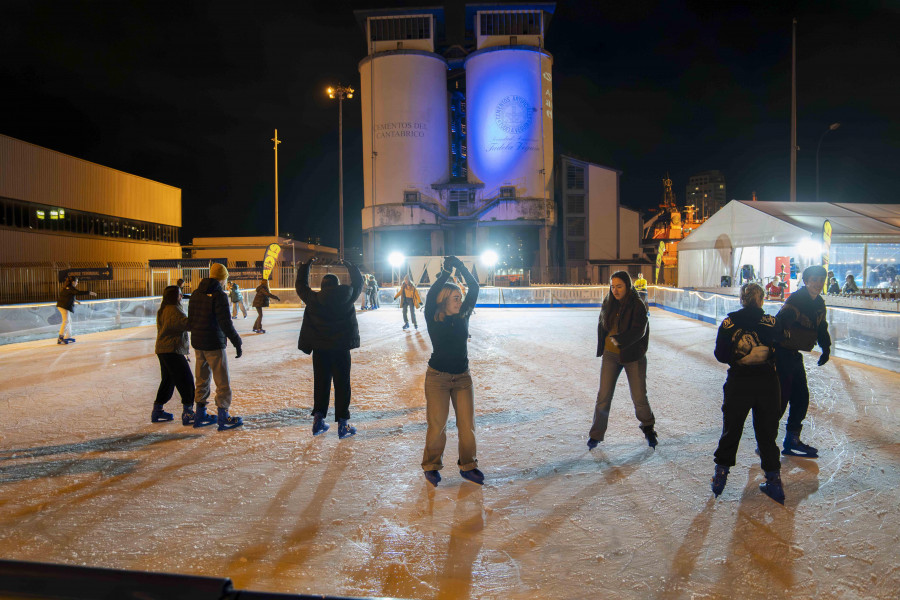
[152,285,196,425]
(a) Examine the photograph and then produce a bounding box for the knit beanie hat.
[210,263,229,281]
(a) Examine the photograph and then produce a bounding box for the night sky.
[2,1,898,251]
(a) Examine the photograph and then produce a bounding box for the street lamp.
[816,122,841,202]
[327,84,354,260]
[388,252,405,286]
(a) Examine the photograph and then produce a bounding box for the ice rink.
[0,306,897,599]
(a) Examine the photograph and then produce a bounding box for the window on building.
[370,16,431,42]
[499,186,516,198]
[404,191,420,203]
[479,11,542,36]
[567,194,585,214]
[567,217,585,237]
[567,241,585,260]
[566,164,584,190]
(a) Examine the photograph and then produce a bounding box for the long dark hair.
[158,285,182,313]
[62,275,77,289]
[602,271,636,330]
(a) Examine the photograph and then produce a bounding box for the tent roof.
[678,201,900,251]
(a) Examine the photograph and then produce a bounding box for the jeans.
[776,349,809,433]
[714,369,781,472]
[401,298,417,327]
[312,348,352,421]
[422,367,477,472]
[155,353,195,406]
[194,348,232,409]
[253,307,264,331]
[58,307,72,339]
[589,353,655,441]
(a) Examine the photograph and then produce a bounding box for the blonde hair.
[740,282,765,308]
[433,282,462,322]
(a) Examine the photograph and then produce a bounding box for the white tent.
[677,201,900,288]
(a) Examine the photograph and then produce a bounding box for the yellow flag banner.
[262,243,282,280]
[822,220,832,271]
[655,241,665,285]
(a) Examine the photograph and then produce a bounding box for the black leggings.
[155,353,194,406]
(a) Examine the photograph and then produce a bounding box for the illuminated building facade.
[356,4,557,282]
[0,134,181,263]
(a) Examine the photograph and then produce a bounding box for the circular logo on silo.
[495,95,533,134]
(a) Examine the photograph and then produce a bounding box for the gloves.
[235,346,243,359]
[817,349,830,366]
[444,256,463,270]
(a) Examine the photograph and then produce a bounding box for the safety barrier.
[3,286,898,372]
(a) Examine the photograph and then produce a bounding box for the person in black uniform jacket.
[420,256,482,487]
[251,279,280,333]
[711,282,785,504]
[55,276,97,344]
[296,257,364,439]
[775,265,830,458]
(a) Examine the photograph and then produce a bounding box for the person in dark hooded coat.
[296,257,364,439]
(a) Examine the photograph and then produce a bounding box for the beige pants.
[194,348,232,409]
[422,367,478,472]
[58,307,72,339]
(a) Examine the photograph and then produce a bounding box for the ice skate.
[181,406,195,426]
[782,431,818,458]
[640,425,658,448]
[402,323,409,330]
[587,437,600,450]
[150,404,174,423]
[57,336,68,345]
[460,468,485,485]
[338,418,357,439]
[711,465,729,497]
[217,408,243,431]
[312,413,329,436]
[759,470,785,504]
[424,470,441,487]
[192,403,217,428]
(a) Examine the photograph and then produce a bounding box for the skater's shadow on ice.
[0,457,139,483]
[244,406,425,431]
[659,498,716,600]
[0,432,201,461]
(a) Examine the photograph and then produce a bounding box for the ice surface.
[0,307,898,599]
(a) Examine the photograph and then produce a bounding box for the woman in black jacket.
[152,285,196,425]
[251,279,280,333]
[296,258,364,438]
[588,271,657,449]
[55,276,97,344]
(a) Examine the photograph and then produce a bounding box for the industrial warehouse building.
[355,4,557,282]
[0,134,182,263]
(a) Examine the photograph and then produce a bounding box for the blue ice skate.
[711,465,729,497]
[338,418,357,439]
[782,431,818,458]
[192,403,217,428]
[460,468,484,485]
[424,470,441,487]
[150,404,174,423]
[217,408,243,431]
[759,470,785,504]
[312,413,329,436]
[641,425,658,448]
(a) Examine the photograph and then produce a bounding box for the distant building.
[560,155,648,284]
[0,134,181,263]
[355,4,557,282]
[685,170,726,220]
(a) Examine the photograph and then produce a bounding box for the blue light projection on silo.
[466,49,547,194]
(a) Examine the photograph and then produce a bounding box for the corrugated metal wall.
[0,230,181,263]
[0,134,180,226]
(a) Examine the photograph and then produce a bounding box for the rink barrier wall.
[3,286,898,373]
[0,558,382,600]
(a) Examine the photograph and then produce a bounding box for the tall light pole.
[272,129,281,238]
[790,17,798,202]
[816,122,841,202]
[327,84,354,260]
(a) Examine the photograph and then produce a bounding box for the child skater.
[252,279,280,333]
[711,282,785,504]
[55,276,97,344]
[421,255,482,487]
[296,257,364,438]
[152,285,196,425]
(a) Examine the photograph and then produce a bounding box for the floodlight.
[480,250,499,267]
[798,239,822,258]
[388,252,405,268]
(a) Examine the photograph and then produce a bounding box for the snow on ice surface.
[0,307,898,599]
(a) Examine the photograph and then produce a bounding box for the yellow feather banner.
[262,243,282,280]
